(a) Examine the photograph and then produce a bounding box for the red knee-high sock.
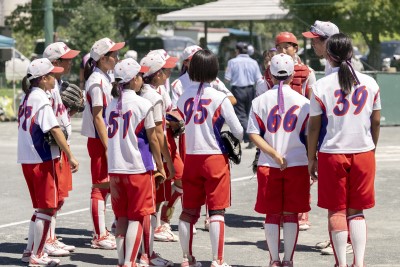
[90,187,108,238]
[33,213,52,256]
[141,215,152,257]
[282,214,299,261]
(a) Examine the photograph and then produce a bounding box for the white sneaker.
[43,240,70,257]
[210,260,232,267]
[181,256,202,267]
[91,233,116,250]
[140,252,174,266]
[154,224,178,242]
[193,225,197,235]
[29,253,60,266]
[204,219,210,231]
[21,249,31,263]
[54,239,75,252]
[315,240,331,249]
[321,243,353,255]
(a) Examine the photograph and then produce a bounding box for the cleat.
[181,256,202,267]
[154,224,178,242]
[140,252,174,266]
[54,238,75,252]
[43,240,70,257]
[29,253,60,266]
[91,233,116,250]
[210,260,232,267]
[281,261,293,267]
[268,260,282,267]
[299,222,310,231]
[21,249,32,263]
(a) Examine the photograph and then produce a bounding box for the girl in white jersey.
[137,51,176,267]
[248,54,311,267]
[177,50,243,267]
[38,41,81,258]
[18,58,79,266]
[106,58,166,267]
[308,33,381,267]
[81,37,125,250]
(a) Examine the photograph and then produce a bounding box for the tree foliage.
[281,0,400,69]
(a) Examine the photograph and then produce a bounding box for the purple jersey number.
[183,98,212,125]
[266,105,299,133]
[108,110,133,139]
[333,86,368,116]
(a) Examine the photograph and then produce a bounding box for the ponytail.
[338,61,355,95]
[111,78,122,98]
[84,58,96,81]
[326,33,359,96]
[22,74,41,95]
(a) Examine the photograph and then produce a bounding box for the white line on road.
[0,175,254,229]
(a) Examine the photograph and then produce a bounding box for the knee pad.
[179,208,201,224]
[328,210,347,232]
[208,209,225,217]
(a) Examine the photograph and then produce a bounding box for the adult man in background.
[225,42,262,149]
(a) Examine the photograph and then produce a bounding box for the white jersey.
[17,88,60,163]
[50,80,71,142]
[177,82,243,155]
[255,76,270,97]
[139,84,164,124]
[310,68,381,153]
[81,68,113,138]
[171,72,233,109]
[106,90,156,174]
[155,85,172,113]
[247,84,310,168]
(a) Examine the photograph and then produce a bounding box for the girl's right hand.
[272,153,287,171]
[69,156,79,173]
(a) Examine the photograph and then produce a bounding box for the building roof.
[157,0,288,22]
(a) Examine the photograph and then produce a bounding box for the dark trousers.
[231,85,254,143]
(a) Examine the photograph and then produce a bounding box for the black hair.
[236,42,249,54]
[188,50,218,83]
[326,33,355,95]
[111,78,123,98]
[84,51,114,81]
[143,70,161,85]
[180,60,189,76]
[84,57,96,81]
[21,74,41,95]
[272,73,290,82]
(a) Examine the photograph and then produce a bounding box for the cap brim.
[61,49,80,59]
[109,42,125,51]
[139,65,150,73]
[51,66,64,73]
[302,31,320,38]
[163,57,179,68]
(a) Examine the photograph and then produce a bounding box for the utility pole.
[44,0,54,48]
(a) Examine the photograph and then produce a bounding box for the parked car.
[5,48,30,82]
[129,36,197,69]
[361,40,400,70]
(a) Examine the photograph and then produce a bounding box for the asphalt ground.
[0,118,399,267]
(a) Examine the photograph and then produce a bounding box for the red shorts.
[58,151,72,198]
[317,151,376,211]
[255,166,310,214]
[22,159,60,209]
[156,163,172,204]
[110,172,156,220]
[87,138,109,184]
[181,154,231,210]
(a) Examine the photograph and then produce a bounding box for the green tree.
[281,0,400,70]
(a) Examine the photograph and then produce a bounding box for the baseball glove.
[252,148,260,174]
[166,110,185,138]
[44,127,69,146]
[220,131,242,164]
[60,81,85,113]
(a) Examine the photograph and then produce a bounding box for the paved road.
[0,119,399,267]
